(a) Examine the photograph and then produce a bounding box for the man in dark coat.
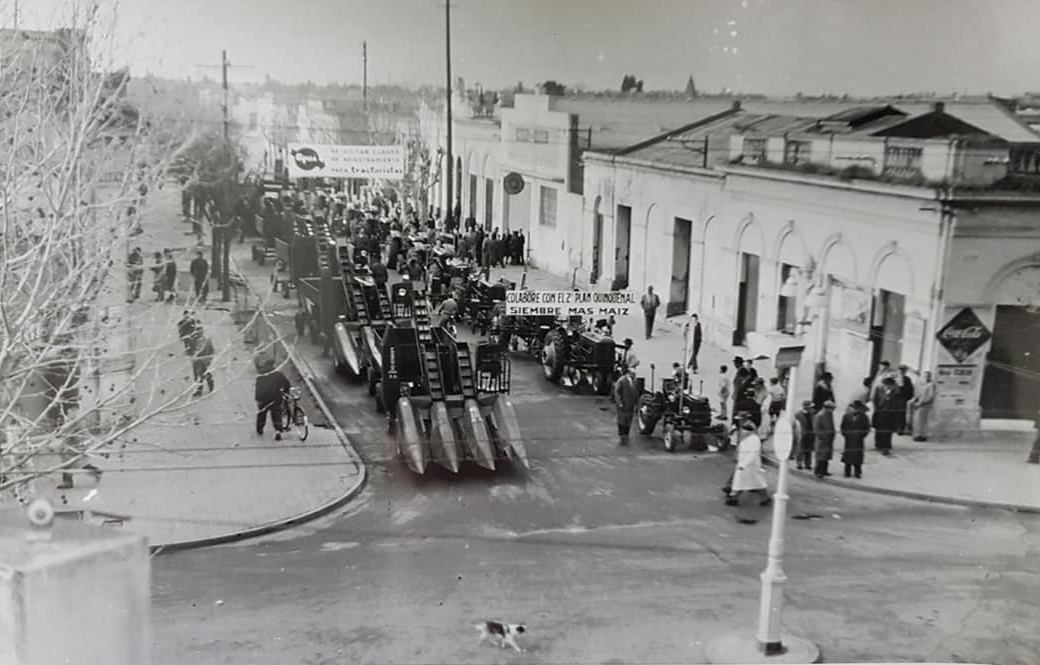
[841,400,871,478]
[256,366,291,441]
[793,399,815,470]
[163,249,177,303]
[872,376,899,456]
[895,364,915,435]
[190,251,209,300]
[613,367,639,446]
[734,388,763,430]
[516,231,525,265]
[812,400,837,478]
[686,314,703,372]
[812,371,835,412]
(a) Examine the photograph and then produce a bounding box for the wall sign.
[935,307,991,363]
[286,143,405,179]
[505,290,637,317]
[503,172,525,195]
[935,363,980,408]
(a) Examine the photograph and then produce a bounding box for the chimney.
[934,101,945,114]
[731,100,742,111]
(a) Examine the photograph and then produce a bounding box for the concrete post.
[0,502,150,665]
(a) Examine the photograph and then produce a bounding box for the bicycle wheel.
[293,404,309,441]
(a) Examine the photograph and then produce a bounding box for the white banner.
[505,290,637,318]
[286,143,405,179]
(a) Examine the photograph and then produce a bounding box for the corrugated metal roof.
[894,101,1040,143]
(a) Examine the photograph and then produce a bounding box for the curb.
[150,259,369,555]
[760,453,1040,516]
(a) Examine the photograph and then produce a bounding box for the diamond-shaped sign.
[935,307,992,363]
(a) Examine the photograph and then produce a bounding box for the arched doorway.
[980,262,1040,419]
[733,216,765,346]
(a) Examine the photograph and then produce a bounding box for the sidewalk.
[33,183,365,549]
[497,262,1040,513]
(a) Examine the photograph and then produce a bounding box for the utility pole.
[444,0,454,228]
[362,41,368,112]
[220,49,232,302]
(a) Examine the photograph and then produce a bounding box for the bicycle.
[280,386,309,441]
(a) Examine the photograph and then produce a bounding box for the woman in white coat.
[725,418,773,507]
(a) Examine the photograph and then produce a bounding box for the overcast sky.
[12,0,1040,96]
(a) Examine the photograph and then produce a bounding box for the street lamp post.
[756,347,800,655]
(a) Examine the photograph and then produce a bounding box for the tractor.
[635,365,728,452]
[540,320,619,395]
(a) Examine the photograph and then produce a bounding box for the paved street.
[148,244,1040,664]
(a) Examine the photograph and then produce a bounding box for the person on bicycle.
[255,365,291,441]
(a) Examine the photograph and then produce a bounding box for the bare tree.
[0,6,273,503]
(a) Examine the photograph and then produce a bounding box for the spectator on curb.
[717,365,730,421]
[613,366,639,447]
[813,400,837,478]
[190,331,215,397]
[793,400,815,470]
[127,247,143,302]
[910,371,936,441]
[841,400,871,479]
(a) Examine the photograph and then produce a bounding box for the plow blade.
[490,396,529,469]
[361,325,383,376]
[460,398,496,471]
[396,397,429,474]
[429,401,461,473]
[333,322,363,376]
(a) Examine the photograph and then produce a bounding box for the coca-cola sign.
[936,308,991,362]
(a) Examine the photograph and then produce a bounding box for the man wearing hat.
[793,400,816,470]
[840,400,871,479]
[812,400,837,478]
[895,364,915,435]
[612,365,639,446]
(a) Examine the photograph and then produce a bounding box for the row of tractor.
[251,205,529,475]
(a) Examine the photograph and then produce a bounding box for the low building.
[583,99,1040,432]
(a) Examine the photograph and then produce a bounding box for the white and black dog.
[475,620,526,652]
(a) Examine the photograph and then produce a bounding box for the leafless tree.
[0,6,278,503]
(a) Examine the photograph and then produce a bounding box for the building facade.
[583,102,1040,431]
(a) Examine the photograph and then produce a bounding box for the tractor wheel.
[368,368,377,396]
[636,400,659,435]
[375,382,386,413]
[592,370,612,396]
[687,431,708,452]
[663,423,681,453]
[541,336,565,382]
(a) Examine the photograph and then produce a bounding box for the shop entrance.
[980,305,1040,419]
[869,289,905,372]
[733,252,759,346]
[668,217,693,316]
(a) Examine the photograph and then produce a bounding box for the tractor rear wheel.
[541,336,565,382]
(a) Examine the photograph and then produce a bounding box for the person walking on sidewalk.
[151,251,164,301]
[686,314,703,373]
[910,370,935,441]
[256,365,291,441]
[189,330,215,397]
[813,400,837,478]
[895,364,915,435]
[163,249,178,303]
[841,400,870,479]
[613,366,639,446]
[793,400,815,470]
[177,310,201,354]
[640,286,660,339]
[190,251,209,301]
[127,247,143,302]
[724,415,772,507]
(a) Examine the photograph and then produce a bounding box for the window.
[249,113,258,130]
[883,145,923,177]
[742,137,767,162]
[533,129,549,144]
[516,127,531,142]
[539,185,557,227]
[776,263,798,334]
[784,140,811,165]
